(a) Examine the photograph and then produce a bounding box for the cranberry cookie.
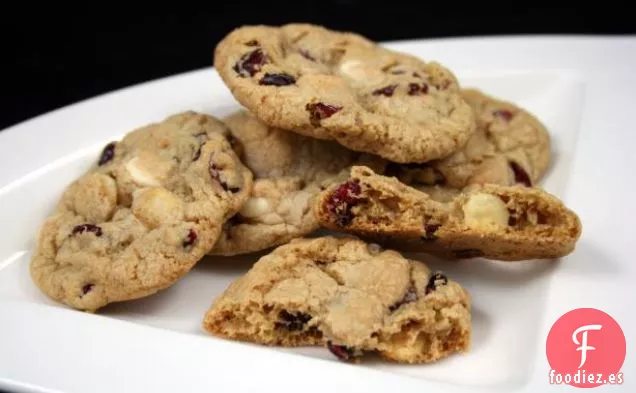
[203,236,471,364]
[30,112,253,311]
[209,110,384,256]
[213,24,475,163]
[385,88,551,190]
[315,166,582,261]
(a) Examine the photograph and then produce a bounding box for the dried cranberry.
[509,161,532,187]
[259,73,296,86]
[407,83,419,95]
[245,40,259,46]
[98,142,116,166]
[452,249,484,259]
[233,49,269,77]
[274,310,312,331]
[421,224,440,242]
[183,229,197,248]
[493,109,514,121]
[408,83,429,96]
[372,84,398,97]
[81,283,94,296]
[72,224,103,237]
[326,180,362,226]
[306,102,342,126]
[425,272,448,294]
[389,285,418,312]
[299,49,315,61]
[327,341,360,361]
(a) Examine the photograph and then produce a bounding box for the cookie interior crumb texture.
[203,236,471,364]
[315,166,582,261]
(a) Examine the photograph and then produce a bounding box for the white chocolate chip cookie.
[204,236,471,364]
[30,111,253,311]
[209,110,384,256]
[385,88,551,191]
[213,24,476,163]
[315,166,582,261]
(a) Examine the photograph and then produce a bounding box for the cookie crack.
[313,261,345,286]
[388,263,417,312]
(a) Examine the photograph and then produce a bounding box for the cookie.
[315,166,582,261]
[385,88,551,190]
[30,112,253,311]
[209,110,384,256]
[203,236,471,364]
[213,23,476,163]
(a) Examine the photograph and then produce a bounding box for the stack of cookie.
[29,24,582,365]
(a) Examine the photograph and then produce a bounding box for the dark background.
[1,3,634,131]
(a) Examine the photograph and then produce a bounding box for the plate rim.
[1,35,635,393]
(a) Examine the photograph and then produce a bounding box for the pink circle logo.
[546,308,626,388]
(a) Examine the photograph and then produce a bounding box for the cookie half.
[315,166,582,261]
[203,236,471,364]
[209,110,384,256]
[30,112,253,311]
[386,88,551,190]
[213,24,475,163]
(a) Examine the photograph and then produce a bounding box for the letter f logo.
[572,324,602,368]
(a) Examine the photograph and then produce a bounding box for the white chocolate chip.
[462,193,509,230]
[239,197,271,218]
[125,157,160,187]
[132,188,184,229]
[338,60,384,86]
[338,60,363,79]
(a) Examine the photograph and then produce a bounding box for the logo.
[546,308,626,388]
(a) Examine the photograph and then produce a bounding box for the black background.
[0,3,634,131]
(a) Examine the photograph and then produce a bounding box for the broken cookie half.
[315,166,582,261]
[202,236,471,364]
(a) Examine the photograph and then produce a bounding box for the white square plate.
[0,36,634,393]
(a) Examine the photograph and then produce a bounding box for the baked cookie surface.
[315,166,582,261]
[213,24,475,163]
[30,112,253,311]
[210,110,383,255]
[203,236,471,364]
[386,88,551,190]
